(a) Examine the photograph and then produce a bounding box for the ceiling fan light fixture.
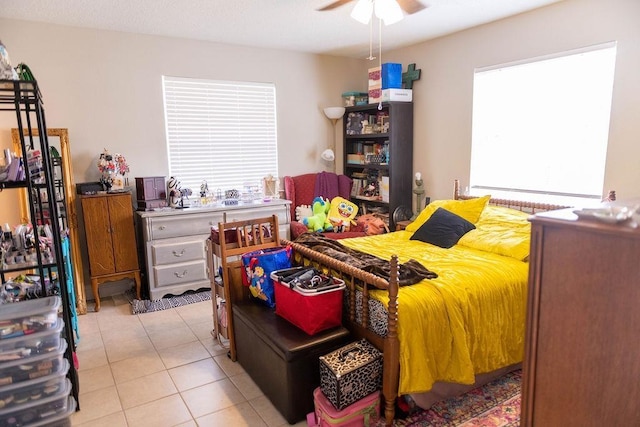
[375,0,404,25]
[350,0,373,24]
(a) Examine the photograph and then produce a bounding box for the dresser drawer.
[225,205,289,224]
[153,260,208,288]
[150,212,223,240]
[151,239,205,266]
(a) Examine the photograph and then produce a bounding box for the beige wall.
[0,18,365,181]
[382,0,640,201]
[0,18,365,298]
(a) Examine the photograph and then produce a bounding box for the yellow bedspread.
[341,231,528,395]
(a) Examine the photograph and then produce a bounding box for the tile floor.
[70,294,307,427]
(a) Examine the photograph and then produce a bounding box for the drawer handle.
[174,270,188,278]
[172,249,186,257]
[159,225,166,230]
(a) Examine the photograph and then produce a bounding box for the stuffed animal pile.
[303,196,360,233]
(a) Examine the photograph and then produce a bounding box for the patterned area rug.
[129,288,211,314]
[384,370,521,426]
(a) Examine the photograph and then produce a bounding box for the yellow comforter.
[341,230,528,395]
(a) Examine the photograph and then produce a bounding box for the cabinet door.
[108,194,139,273]
[154,177,166,199]
[138,177,166,200]
[82,197,116,276]
[142,178,156,200]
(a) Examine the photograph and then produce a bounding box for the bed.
[282,180,571,426]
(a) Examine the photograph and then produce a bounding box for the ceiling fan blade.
[317,0,355,11]
[396,0,427,15]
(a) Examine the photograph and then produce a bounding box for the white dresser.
[137,199,291,300]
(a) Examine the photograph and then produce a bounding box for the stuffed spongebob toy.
[328,197,359,232]
[302,197,333,232]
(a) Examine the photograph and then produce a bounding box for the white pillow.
[295,205,313,222]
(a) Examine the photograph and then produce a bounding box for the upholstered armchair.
[283,172,366,240]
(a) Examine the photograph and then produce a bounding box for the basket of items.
[271,267,345,336]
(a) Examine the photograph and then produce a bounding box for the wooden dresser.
[137,199,291,300]
[81,192,141,311]
[522,208,640,426]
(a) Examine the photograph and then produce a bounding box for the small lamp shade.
[323,107,346,120]
[321,149,336,162]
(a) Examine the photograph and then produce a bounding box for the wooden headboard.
[453,180,571,213]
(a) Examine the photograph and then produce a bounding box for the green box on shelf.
[342,92,369,106]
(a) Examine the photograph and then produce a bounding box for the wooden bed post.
[453,179,461,199]
[383,255,400,426]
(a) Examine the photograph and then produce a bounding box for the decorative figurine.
[200,180,209,198]
[167,176,181,208]
[411,172,426,220]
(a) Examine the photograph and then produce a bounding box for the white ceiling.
[0,0,563,58]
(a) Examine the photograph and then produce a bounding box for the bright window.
[469,43,617,206]
[162,76,278,194]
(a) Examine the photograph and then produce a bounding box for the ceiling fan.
[318,0,427,21]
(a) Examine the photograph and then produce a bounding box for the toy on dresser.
[167,176,191,208]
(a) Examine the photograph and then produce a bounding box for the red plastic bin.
[271,268,345,336]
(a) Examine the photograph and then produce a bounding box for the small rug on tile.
[129,288,211,314]
[384,370,521,426]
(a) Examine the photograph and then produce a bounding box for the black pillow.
[410,207,476,248]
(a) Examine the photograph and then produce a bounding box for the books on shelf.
[347,141,390,165]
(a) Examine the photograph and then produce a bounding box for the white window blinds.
[469,43,617,206]
[162,76,278,194]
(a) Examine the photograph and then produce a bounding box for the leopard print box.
[319,339,383,411]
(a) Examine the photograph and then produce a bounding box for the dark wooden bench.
[234,302,350,423]
[211,215,350,424]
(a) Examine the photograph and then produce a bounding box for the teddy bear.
[302,197,333,232]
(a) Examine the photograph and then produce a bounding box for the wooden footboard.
[282,239,399,426]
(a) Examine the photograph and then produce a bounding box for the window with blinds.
[469,42,617,206]
[162,76,278,194]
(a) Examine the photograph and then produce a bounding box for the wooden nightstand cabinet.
[522,209,640,426]
[81,192,141,311]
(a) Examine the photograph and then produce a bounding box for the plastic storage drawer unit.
[0,341,68,387]
[0,296,60,338]
[0,318,64,362]
[0,378,71,426]
[0,359,69,412]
